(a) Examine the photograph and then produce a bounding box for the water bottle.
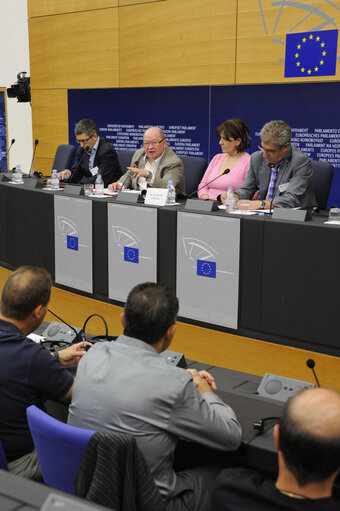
[225,186,236,213]
[95,173,104,196]
[14,164,22,183]
[51,169,59,190]
[167,180,176,205]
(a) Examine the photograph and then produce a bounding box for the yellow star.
[297,44,301,49]
[296,61,300,66]
[314,67,319,72]
[309,34,313,39]
[320,60,324,65]
[316,36,320,41]
[301,67,305,72]
[302,37,306,42]
[321,42,325,47]
[295,53,299,58]
[308,69,311,74]
[322,51,326,56]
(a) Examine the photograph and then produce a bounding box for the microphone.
[119,160,138,190]
[47,308,83,344]
[187,169,230,199]
[0,138,15,172]
[306,358,321,387]
[66,145,90,183]
[28,139,39,178]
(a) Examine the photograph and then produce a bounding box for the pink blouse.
[198,152,250,200]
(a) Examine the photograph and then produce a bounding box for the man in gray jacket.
[108,126,186,196]
[222,120,316,210]
[68,282,241,511]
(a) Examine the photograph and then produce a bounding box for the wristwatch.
[260,200,266,210]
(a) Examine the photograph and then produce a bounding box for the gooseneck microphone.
[0,138,15,171]
[187,169,230,199]
[306,358,321,387]
[119,160,139,190]
[66,145,90,183]
[28,139,39,177]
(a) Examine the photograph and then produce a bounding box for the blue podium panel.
[177,212,240,329]
[108,203,157,302]
[54,196,93,293]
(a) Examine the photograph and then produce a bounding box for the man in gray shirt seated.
[108,127,186,196]
[68,282,241,511]
[222,120,316,210]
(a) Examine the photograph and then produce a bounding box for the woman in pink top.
[198,118,250,200]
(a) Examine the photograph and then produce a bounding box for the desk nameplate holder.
[185,198,219,212]
[23,177,44,189]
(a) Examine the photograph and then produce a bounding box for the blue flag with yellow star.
[285,29,338,78]
[197,259,216,278]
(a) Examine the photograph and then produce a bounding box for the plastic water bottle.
[95,173,104,196]
[14,164,22,183]
[167,180,176,205]
[51,169,59,190]
[225,186,236,213]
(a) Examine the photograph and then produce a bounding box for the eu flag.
[67,235,78,251]
[124,246,139,263]
[197,259,216,278]
[285,29,338,78]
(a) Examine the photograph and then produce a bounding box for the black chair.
[311,160,334,211]
[117,150,135,174]
[52,144,76,172]
[181,155,207,196]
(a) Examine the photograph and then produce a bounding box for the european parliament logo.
[285,29,338,78]
[67,235,78,251]
[197,259,216,279]
[124,246,139,264]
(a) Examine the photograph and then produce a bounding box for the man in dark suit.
[222,120,316,210]
[58,118,121,187]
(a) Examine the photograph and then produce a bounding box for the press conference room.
[0,1,340,509]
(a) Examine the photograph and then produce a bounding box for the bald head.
[288,388,340,438]
[279,387,340,486]
[143,127,167,162]
[0,266,51,320]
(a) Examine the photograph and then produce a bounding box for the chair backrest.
[26,405,95,494]
[52,144,76,172]
[117,150,135,174]
[0,439,8,470]
[180,155,207,196]
[311,160,334,211]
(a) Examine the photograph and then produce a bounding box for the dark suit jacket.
[70,137,121,187]
[235,145,316,209]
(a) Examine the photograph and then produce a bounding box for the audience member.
[108,127,186,196]
[0,266,89,480]
[212,387,340,510]
[58,118,121,187]
[198,118,250,200]
[68,282,241,511]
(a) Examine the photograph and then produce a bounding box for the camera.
[7,72,31,103]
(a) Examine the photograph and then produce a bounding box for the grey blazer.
[235,145,316,209]
[119,145,186,196]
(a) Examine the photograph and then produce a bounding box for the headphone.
[253,416,280,435]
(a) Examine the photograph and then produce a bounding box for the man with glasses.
[58,118,121,187]
[108,126,185,196]
[222,120,316,210]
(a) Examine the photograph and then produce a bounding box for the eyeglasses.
[143,138,165,147]
[258,144,286,155]
[76,135,93,144]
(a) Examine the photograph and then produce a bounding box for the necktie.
[266,164,280,200]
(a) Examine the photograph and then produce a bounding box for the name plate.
[145,188,168,206]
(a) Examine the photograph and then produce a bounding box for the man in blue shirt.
[0,266,88,480]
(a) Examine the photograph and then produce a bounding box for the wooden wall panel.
[28,0,118,18]
[29,8,119,89]
[119,0,164,6]
[31,89,68,159]
[237,0,340,84]
[119,0,237,87]
[34,157,54,176]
